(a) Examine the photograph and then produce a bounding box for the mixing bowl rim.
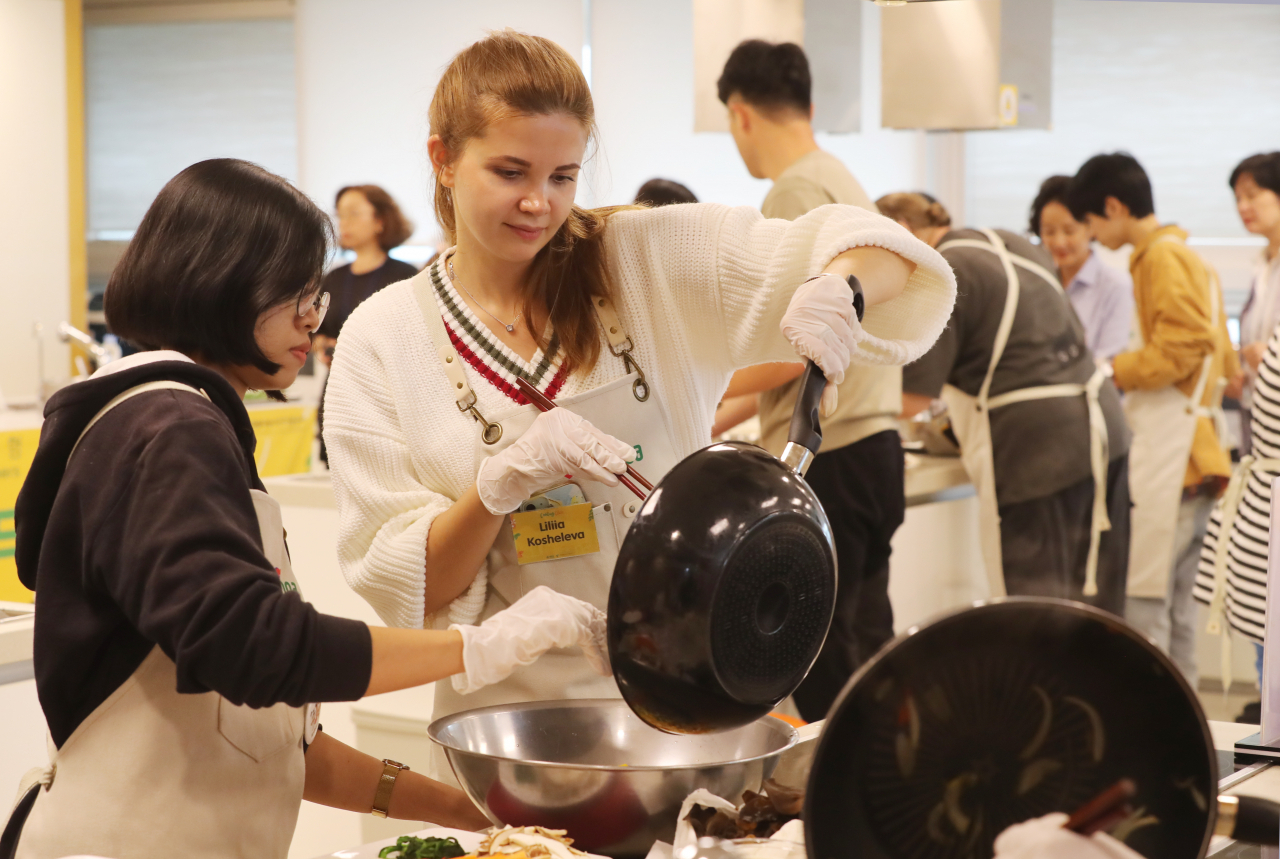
[426,698,799,772]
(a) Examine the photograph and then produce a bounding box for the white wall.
[86,19,298,234]
[294,1,922,245]
[966,0,1280,240]
[0,0,70,405]
[295,0,583,246]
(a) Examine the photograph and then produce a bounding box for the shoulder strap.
[69,380,208,461]
[938,230,1022,407]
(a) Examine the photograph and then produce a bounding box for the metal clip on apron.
[1124,236,1223,604]
[412,271,679,783]
[11,381,311,859]
[938,229,1112,598]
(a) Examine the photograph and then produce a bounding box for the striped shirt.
[1194,321,1280,642]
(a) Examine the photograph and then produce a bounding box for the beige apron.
[15,381,312,859]
[414,279,681,783]
[1124,236,1222,600]
[939,229,1112,599]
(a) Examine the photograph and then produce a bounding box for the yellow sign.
[247,406,317,477]
[998,84,1019,127]
[512,503,601,565]
[0,429,41,603]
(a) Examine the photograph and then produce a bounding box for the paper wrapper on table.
[667,790,805,859]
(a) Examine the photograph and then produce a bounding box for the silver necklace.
[448,258,523,334]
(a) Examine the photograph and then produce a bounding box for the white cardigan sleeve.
[607,203,956,372]
[322,328,447,630]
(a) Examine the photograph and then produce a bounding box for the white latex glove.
[449,586,610,694]
[780,273,862,416]
[475,409,636,515]
[994,813,1145,859]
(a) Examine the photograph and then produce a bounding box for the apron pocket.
[216,698,302,763]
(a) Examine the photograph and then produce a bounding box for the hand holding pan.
[804,598,1280,859]
[607,275,865,735]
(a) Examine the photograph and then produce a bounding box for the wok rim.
[803,596,1218,859]
[427,698,799,772]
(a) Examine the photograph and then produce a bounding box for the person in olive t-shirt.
[316,185,419,463]
[882,193,1131,615]
[713,40,903,722]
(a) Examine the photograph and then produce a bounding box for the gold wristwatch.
[371,758,409,818]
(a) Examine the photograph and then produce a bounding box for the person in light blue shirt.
[1031,176,1134,361]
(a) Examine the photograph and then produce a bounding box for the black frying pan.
[607,275,866,735]
[805,598,1280,859]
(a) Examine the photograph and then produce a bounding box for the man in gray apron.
[883,194,1131,613]
[713,39,905,723]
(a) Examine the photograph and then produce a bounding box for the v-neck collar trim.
[430,255,561,385]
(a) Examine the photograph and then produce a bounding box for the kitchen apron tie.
[411,268,681,785]
[938,229,1113,599]
[12,381,312,859]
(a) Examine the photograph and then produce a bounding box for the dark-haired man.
[713,39,901,722]
[1067,153,1238,686]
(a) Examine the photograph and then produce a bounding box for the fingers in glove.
[821,382,840,418]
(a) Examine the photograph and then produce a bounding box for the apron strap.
[1205,455,1280,634]
[935,237,1061,296]
[987,368,1113,597]
[940,231,1113,598]
[937,230,1022,409]
[413,261,652,447]
[69,380,207,461]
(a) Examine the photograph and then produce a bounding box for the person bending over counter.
[1067,152,1237,687]
[322,31,957,783]
[1,159,611,859]
[710,38,905,723]
[884,192,1130,616]
[1030,175,1133,362]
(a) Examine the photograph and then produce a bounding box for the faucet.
[58,322,114,366]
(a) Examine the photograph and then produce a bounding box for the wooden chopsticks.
[1064,778,1137,837]
[514,377,651,501]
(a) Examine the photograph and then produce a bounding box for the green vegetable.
[377,834,467,859]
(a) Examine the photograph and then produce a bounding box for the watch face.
[305,703,320,745]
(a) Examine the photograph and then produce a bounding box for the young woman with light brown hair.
[323,30,957,781]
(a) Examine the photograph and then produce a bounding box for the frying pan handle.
[780,276,865,477]
[1219,795,1280,845]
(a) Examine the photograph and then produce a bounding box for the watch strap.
[371,758,408,819]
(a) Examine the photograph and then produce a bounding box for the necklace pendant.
[505,324,515,333]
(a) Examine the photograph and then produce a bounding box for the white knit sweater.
[323,203,955,629]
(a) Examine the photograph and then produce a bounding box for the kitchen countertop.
[0,602,35,684]
[316,719,1264,859]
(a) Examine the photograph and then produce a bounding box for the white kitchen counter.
[0,603,34,684]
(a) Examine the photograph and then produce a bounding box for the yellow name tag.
[511,502,601,565]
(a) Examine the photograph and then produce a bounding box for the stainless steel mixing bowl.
[428,699,797,858]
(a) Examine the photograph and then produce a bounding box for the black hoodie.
[16,359,371,747]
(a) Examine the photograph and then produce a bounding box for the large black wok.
[805,598,1280,859]
[607,276,866,735]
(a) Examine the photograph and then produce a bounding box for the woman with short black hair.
[1028,175,1133,361]
[2,158,606,859]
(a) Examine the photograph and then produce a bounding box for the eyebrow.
[489,155,581,171]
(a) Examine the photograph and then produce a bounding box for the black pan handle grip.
[782,276,865,473]
[1231,796,1280,845]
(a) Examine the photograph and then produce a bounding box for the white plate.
[313,826,484,859]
